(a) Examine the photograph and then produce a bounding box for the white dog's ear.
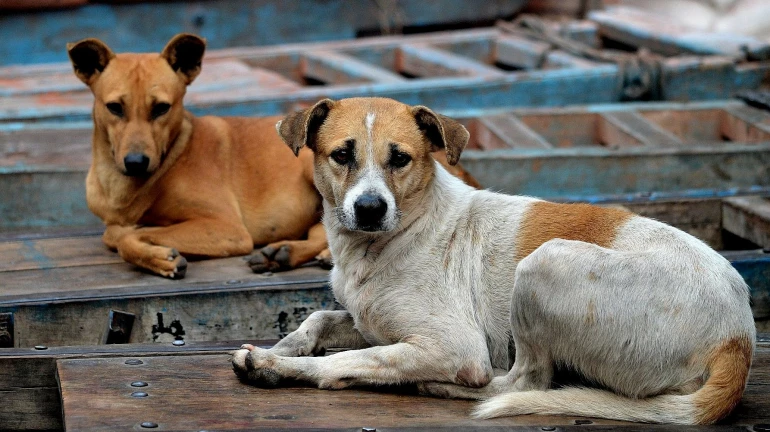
[278,99,335,156]
[161,33,206,85]
[411,106,469,166]
[67,38,115,86]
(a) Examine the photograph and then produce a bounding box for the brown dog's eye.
[151,103,171,120]
[331,148,351,165]
[106,102,123,118]
[389,150,412,168]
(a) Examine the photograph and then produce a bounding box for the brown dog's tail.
[472,336,753,425]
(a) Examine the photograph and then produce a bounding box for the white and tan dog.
[232,97,756,425]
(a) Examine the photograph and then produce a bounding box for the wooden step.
[51,344,770,431]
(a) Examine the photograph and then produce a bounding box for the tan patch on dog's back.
[515,201,633,261]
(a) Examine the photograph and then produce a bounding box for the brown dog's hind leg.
[248,222,328,272]
[112,219,253,278]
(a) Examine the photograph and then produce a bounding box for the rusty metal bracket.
[103,310,135,344]
[0,312,13,348]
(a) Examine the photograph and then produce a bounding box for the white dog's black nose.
[354,193,387,230]
[124,153,150,176]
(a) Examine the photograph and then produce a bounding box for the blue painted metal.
[0,0,526,66]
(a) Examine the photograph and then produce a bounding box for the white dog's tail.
[473,337,753,425]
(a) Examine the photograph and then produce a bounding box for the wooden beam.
[494,35,551,70]
[396,43,506,78]
[723,197,770,249]
[476,115,553,149]
[598,111,684,148]
[301,50,405,84]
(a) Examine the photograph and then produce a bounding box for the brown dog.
[67,34,479,278]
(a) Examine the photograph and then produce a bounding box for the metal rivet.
[226,279,242,285]
[575,419,593,425]
[172,339,185,346]
[131,381,148,387]
[362,428,376,432]
[140,422,158,428]
[754,425,770,432]
[541,428,556,432]
[125,359,143,365]
[34,345,48,350]
[131,391,148,398]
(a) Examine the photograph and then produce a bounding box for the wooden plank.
[0,0,526,66]
[0,387,62,431]
[721,105,770,143]
[0,236,121,272]
[397,43,507,78]
[544,50,601,69]
[494,35,551,70]
[598,111,684,147]
[475,115,553,149]
[723,197,770,248]
[595,113,645,148]
[56,348,770,430]
[589,6,770,58]
[301,50,405,84]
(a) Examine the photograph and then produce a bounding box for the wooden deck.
[1,337,768,431]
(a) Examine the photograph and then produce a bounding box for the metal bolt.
[131,381,148,387]
[131,391,149,398]
[575,419,593,425]
[541,428,556,432]
[754,425,770,432]
[172,339,186,346]
[34,345,48,350]
[226,279,242,285]
[140,422,158,429]
[125,359,144,365]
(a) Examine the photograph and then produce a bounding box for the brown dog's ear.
[411,106,469,166]
[67,38,115,86]
[277,99,335,156]
[161,33,206,85]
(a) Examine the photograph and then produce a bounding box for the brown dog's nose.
[354,194,387,230]
[123,153,150,176]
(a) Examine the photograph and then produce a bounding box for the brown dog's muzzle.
[123,152,151,177]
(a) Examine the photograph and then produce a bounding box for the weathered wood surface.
[4,100,770,230]
[0,340,274,432]
[0,20,767,124]
[3,188,770,349]
[56,345,770,431]
[0,0,526,66]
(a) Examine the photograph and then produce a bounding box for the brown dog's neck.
[87,112,194,220]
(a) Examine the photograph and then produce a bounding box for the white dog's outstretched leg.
[233,334,492,390]
[269,310,370,357]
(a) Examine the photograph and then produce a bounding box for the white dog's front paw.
[231,344,283,388]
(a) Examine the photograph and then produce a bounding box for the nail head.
[131,391,148,398]
[140,422,158,428]
[226,279,242,285]
[131,381,148,387]
[362,428,376,432]
[125,359,143,365]
[541,428,556,432]
[172,339,185,346]
[575,419,593,425]
[34,345,48,350]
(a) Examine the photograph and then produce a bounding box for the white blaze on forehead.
[366,112,375,145]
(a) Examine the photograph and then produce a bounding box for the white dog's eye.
[389,150,411,168]
[331,148,351,165]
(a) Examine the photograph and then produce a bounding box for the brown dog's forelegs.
[232,334,493,390]
[267,310,370,357]
[248,222,329,272]
[110,219,252,278]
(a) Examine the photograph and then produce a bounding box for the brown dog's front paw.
[247,245,292,273]
[142,246,188,278]
[232,346,283,388]
[315,249,333,269]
